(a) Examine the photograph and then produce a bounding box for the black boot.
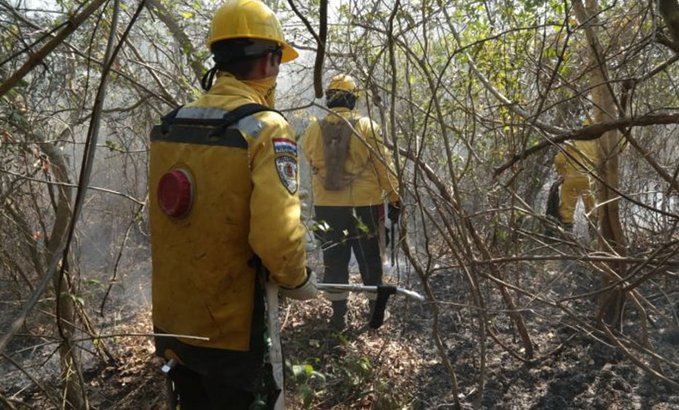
[330,300,347,331]
[543,216,561,241]
[587,224,598,242]
[368,300,376,320]
[367,299,389,326]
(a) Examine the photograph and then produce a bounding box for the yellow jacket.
[554,139,598,177]
[150,74,307,351]
[302,107,399,206]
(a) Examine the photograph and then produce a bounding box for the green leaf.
[310,370,326,383]
[104,140,122,152]
[84,278,102,286]
[61,292,85,306]
[292,364,305,378]
[300,384,313,408]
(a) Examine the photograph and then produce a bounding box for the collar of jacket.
[326,106,355,122]
[208,72,268,106]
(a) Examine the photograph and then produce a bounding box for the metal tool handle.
[395,287,426,302]
[317,283,425,302]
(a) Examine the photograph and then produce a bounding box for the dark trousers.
[169,363,268,409]
[314,205,384,287]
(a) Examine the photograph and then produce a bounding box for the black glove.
[387,202,401,224]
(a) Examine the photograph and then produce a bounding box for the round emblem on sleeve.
[157,168,194,218]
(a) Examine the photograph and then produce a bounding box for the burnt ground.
[2,258,678,409]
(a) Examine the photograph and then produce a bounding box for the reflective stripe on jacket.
[150,73,307,351]
[302,107,399,206]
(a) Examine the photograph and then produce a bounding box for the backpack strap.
[153,103,284,142]
[220,103,283,126]
[159,105,184,134]
[207,103,283,138]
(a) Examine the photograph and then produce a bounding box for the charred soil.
[2,264,678,409]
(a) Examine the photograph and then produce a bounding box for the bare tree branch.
[0,0,109,97]
[493,113,679,176]
[287,0,327,98]
[146,0,205,84]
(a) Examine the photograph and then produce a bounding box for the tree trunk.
[43,143,88,409]
[573,0,627,329]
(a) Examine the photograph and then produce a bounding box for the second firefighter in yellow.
[303,74,399,330]
[553,138,598,228]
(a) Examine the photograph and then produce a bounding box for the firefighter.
[302,74,400,331]
[553,123,599,232]
[149,1,316,408]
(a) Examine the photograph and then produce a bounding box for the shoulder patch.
[275,155,298,195]
[237,115,266,138]
[239,110,286,139]
[272,138,297,156]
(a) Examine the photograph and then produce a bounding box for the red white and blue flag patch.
[272,138,297,156]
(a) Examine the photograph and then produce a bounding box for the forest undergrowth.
[3,251,677,409]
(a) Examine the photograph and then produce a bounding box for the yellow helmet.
[207,0,298,63]
[327,74,358,94]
